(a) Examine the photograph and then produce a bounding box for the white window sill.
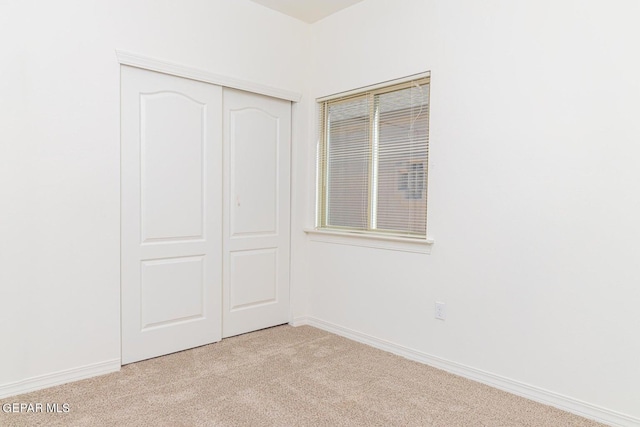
[304,228,434,254]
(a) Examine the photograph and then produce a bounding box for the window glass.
[318,76,430,238]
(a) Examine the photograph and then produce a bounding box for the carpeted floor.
[0,325,604,426]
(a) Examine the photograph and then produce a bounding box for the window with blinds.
[317,75,430,238]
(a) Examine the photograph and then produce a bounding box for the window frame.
[315,73,431,244]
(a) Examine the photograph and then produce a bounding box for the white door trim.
[115,50,302,103]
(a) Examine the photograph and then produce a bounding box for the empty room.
[0,0,638,425]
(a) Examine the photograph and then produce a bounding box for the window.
[316,74,430,239]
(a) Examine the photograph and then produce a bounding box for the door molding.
[116,50,302,102]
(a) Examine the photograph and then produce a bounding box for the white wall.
[0,0,307,390]
[300,0,640,421]
[2,0,638,422]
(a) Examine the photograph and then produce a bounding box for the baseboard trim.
[291,316,638,427]
[0,359,121,400]
[289,316,310,327]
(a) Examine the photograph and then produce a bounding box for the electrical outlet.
[435,302,446,320]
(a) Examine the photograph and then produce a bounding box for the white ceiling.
[249,0,364,23]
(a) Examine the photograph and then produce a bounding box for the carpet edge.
[290,317,637,427]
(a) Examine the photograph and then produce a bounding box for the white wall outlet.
[435,302,446,320]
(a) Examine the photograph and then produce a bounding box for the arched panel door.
[121,66,222,364]
[222,88,291,337]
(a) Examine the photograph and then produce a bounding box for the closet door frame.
[118,50,301,364]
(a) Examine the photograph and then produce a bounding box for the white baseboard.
[290,316,638,427]
[0,359,120,400]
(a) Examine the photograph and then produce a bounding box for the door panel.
[229,109,279,236]
[229,249,278,310]
[140,256,205,329]
[121,66,222,364]
[141,92,205,242]
[223,88,291,338]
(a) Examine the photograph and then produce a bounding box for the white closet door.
[121,66,222,364]
[222,88,291,338]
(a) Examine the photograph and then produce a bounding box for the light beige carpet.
[0,325,604,427]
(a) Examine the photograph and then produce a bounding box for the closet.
[120,64,291,364]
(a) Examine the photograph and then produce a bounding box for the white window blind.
[317,75,430,237]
